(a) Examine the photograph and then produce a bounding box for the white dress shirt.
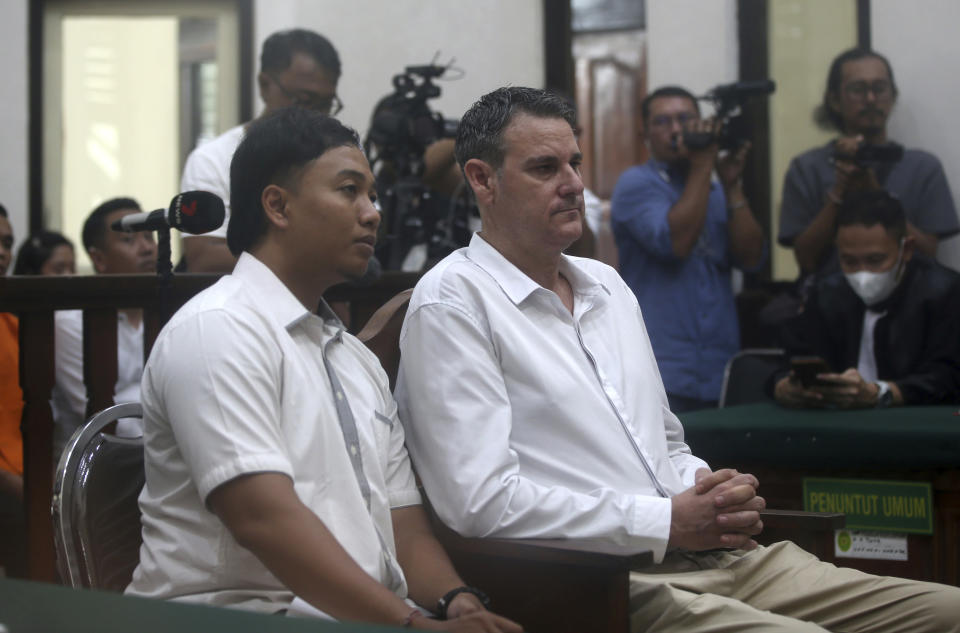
[51,309,144,456]
[127,253,421,613]
[857,309,885,382]
[396,233,708,562]
[180,124,245,240]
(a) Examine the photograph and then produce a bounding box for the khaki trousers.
[629,541,960,632]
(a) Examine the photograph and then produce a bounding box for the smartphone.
[790,356,832,388]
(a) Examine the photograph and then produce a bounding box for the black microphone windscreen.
[168,191,226,235]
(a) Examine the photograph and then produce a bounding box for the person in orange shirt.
[0,203,26,577]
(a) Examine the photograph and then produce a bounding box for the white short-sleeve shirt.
[180,125,245,240]
[51,309,144,455]
[127,253,420,612]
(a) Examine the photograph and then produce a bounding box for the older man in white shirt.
[395,86,960,633]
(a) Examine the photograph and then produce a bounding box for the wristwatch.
[436,586,491,619]
[875,380,893,408]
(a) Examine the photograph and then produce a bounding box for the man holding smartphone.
[775,190,960,408]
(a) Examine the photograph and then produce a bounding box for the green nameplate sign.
[803,478,933,534]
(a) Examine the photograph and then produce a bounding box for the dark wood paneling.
[737,0,772,281]
[18,310,56,581]
[589,57,642,199]
[857,0,872,49]
[28,0,43,235]
[237,0,254,122]
[82,309,119,420]
[543,0,575,94]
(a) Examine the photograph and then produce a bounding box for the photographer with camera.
[611,85,765,412]
[779,48,959,277]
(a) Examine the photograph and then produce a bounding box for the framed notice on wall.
[572,0,645,33]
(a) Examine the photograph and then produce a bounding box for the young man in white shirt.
[395,86,960,633]
[127,107,519,632]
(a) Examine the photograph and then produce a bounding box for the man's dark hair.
[260,29,341,80]
[640,86,700,125]
[228,107,360,256]
[815,48,899,131]
[454,87,577,172]
[0,203,7,218]
[82,197,141,253]
[13,230,73,275]
[835,190,907,241]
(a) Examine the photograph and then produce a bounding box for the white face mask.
[844,239,905,306]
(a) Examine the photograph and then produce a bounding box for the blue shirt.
[611,159,739,402]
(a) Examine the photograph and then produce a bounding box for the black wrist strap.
[436,586,490,620]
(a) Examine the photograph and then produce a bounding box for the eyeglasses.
[843,80,893,100]
[269,74,343,115]
[648,112,698,129]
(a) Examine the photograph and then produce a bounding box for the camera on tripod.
[366,64,459,181]
[679,80,776,151]
[365,62,473,272]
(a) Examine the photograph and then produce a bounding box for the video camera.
[365,64,459,180]
[365,62,473,271]
[831,141,904,168]
[681,79,776,151]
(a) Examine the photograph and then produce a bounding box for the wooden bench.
[0,271,417,582]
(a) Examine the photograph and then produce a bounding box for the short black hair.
[454,87,577,173]
[0,203,7,218]
[835,190,907,241]
[83,197,141,253]
[815,48,898,131]
[13,230,74,275]
[260,29,341,80]
[640,86,700,125]
[228,107,360,256]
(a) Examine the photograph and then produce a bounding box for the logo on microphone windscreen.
[182,200,197,216]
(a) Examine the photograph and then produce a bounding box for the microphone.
[111,191,225,235]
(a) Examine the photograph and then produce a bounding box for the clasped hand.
[669,468,764,552]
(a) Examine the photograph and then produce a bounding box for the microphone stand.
[155,226,174,322]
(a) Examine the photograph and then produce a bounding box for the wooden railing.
[0,271,419,582]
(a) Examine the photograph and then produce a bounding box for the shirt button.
[336,391,343,401]
[350,444,358,456]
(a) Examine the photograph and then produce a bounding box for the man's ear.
[88,247,107,274]
[256,72,271,104]
[261,184,291,231]
[463,158,497,207]
[901,234,915,265]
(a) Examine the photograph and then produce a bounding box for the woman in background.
[13,230,75,276]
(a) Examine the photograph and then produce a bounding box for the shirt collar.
[232,252,344,332]
[465,233,609,305]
